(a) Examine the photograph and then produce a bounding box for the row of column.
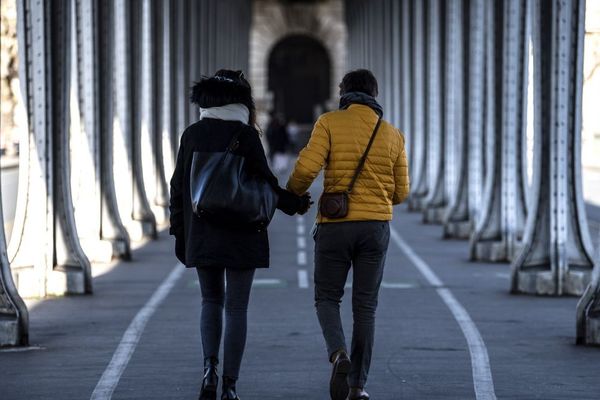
[0,0,252,347]
[344,0,599,345]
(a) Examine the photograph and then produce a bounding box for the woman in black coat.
[169,70,310,400]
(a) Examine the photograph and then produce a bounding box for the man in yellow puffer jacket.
[287,69,409,400]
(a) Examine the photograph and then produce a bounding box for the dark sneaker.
[330,350,351,400]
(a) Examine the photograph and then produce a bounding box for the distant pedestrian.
[265,111,290,173]
[286,69,410,400]
[286,119,301,153]
[169,69,311,400]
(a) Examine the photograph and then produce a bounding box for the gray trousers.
[313,220,390,388]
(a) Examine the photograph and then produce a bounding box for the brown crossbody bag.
[319,116,383,219]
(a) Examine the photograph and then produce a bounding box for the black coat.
[169,118,297,269]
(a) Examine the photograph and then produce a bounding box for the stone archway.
[268,35,331,123]
[249,0,346,126]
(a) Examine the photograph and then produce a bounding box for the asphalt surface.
[1,172,600,399]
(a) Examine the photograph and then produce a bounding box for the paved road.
[1,175,599,399]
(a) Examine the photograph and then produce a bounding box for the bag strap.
[347,116,382,193]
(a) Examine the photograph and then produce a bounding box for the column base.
[0,316,21,347]
[407,195,427,212]
[443,220,471,239]
[472,240,523,262]
[581,316,600,346]
[47,265,88,295]
[513,269,591,296]
[423,207,446,224]
[13,265,88,297]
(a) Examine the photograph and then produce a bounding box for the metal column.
[0,178,28,346]
[112,0,155,241]
[400,0,412,168]
[97,0,132,260]
[422,0,446,224]
[470,0,529,262]
[444,0,472,239]
[70,0,116,263]
[511,0,595,296]
[11,0,92,296]
[408,0,427,211]
[157,0,176,181]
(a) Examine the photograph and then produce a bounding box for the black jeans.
[196,267,255,379]
[314,221,390,388]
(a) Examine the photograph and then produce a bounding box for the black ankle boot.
[221,376,240,400]
[199,357,219,400]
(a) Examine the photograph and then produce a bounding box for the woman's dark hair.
[339,69,379,97]
[190,69,258,129]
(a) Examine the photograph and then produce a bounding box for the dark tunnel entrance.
[268,35,331,124]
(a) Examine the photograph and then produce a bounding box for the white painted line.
[390,227,497,400]
[381,282,417,289]
[495,272,510,279]
[252,278,286,287]
[297,250,307,266]
[298,269,309,288]
[296,215,304,224]
[297,236,306,249]
[297,224,306,235]
[91,263,185,400]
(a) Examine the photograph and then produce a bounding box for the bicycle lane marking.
[389,226,497,400]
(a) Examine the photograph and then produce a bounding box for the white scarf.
[199,103,249,124]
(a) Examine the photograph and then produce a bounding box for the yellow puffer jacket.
[287,104,410,223]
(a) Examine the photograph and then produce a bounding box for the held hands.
[277,189,313,216]
[297,192,313,215]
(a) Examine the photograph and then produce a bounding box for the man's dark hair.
[339,69,379,97]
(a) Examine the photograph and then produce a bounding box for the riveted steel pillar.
[408,0,428,211]
[97,0,132,260]
[157,0,177,182]
[470,0,529,262]
[387,0,396,125]
[189,0,201,123]
[128,0,161,232]
[376,0,390,113]
[444,0,474,239]
[0,179,28,346]
[148,0,170,221]
[577,231,600,345]
[71,0,124,262]
[390,0,401,128]
[174,0,190,141]
[510,0,594,296]
[11,0,92,297]
[400,0,412,166]
[112,0,156,242]
[434,0,463,227]
[422,0,446,224]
